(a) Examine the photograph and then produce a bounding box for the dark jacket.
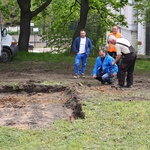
[73,37,93,56]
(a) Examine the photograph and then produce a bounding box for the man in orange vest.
[107,26,123,58]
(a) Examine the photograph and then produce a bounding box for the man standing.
[107,26,123,58]
[93,50,118,84]
[73,29,92,78]
[108,35,137,88]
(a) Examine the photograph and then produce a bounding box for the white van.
[0,28,18,62]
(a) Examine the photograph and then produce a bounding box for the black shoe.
[118,85,124,88]
[107,81,113,85]
[101,81,106,84]
[125,85,132,88]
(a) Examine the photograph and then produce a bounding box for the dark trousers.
[118,53,136,86]
[108,52,116,59]
[96,71,113,84]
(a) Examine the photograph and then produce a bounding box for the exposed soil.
[0,80,85,129]
[0,62,150,129]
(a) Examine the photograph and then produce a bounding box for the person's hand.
[93,75,97,78]
[112,73,117,77]
[112,61,115,66]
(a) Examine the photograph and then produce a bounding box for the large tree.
[17,0,52,51]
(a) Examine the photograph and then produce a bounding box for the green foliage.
[133,0,150,24]
[0,0,20,26]
[33,0,80,51]
[33,0,128,53]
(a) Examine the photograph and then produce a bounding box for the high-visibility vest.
[108,32,122,52]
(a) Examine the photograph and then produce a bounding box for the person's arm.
[73,38,78,54]
[112,44,121,65]
[86,38,93,56]
[109,57,117,75]
[112,54,121,65]
[113,64,118,76]
[88,38,92,50]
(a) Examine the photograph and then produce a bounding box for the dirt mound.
[0,80,67,93]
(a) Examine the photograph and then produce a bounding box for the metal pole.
[34,32,36,47]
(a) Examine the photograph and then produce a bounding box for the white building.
[108,0,149,55]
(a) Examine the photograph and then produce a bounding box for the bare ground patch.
[0,81,85,129]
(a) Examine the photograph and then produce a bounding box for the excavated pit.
[0,81,85,129]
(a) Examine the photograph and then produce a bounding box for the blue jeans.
[96,71,113,84]
[74,53,87,74]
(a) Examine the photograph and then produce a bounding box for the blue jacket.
[93,54,118,76]
[73,37,93,56]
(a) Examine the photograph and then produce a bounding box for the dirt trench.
[0,81,84,129]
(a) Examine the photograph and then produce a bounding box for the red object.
[121,65,125,69]
[69,115,72,120]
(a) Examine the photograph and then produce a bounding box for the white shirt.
[79,37,86,54]
[116,38,131,55]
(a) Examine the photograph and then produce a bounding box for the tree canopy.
[0,0,128,52]
[133,0,150,24]
[34,0,128,53]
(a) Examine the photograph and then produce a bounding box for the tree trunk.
[17,0,52,51]
[70,0,90,53]
[18,11,31,51]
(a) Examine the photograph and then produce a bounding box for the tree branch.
[31,0,52,18]
[76,0,81,5]
[62,0,80,27]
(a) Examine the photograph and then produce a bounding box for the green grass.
[0,98,150,150]
[0,51,149,73]
[0,51,148,74]
[135,59,150,73]
[14,51,150,72]
[12,51,74,63]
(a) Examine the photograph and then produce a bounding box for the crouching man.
[93,50,118,84]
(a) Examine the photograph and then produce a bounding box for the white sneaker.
[74,74,78,79]
[81,74,85,78]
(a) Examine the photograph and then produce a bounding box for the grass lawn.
[0,52,150,150]
[0,98,149,150]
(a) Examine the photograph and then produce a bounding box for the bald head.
[108,35,117,44]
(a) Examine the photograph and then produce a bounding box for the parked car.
[28,43,34,50]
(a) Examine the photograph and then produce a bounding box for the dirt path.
[0,69,150,129]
